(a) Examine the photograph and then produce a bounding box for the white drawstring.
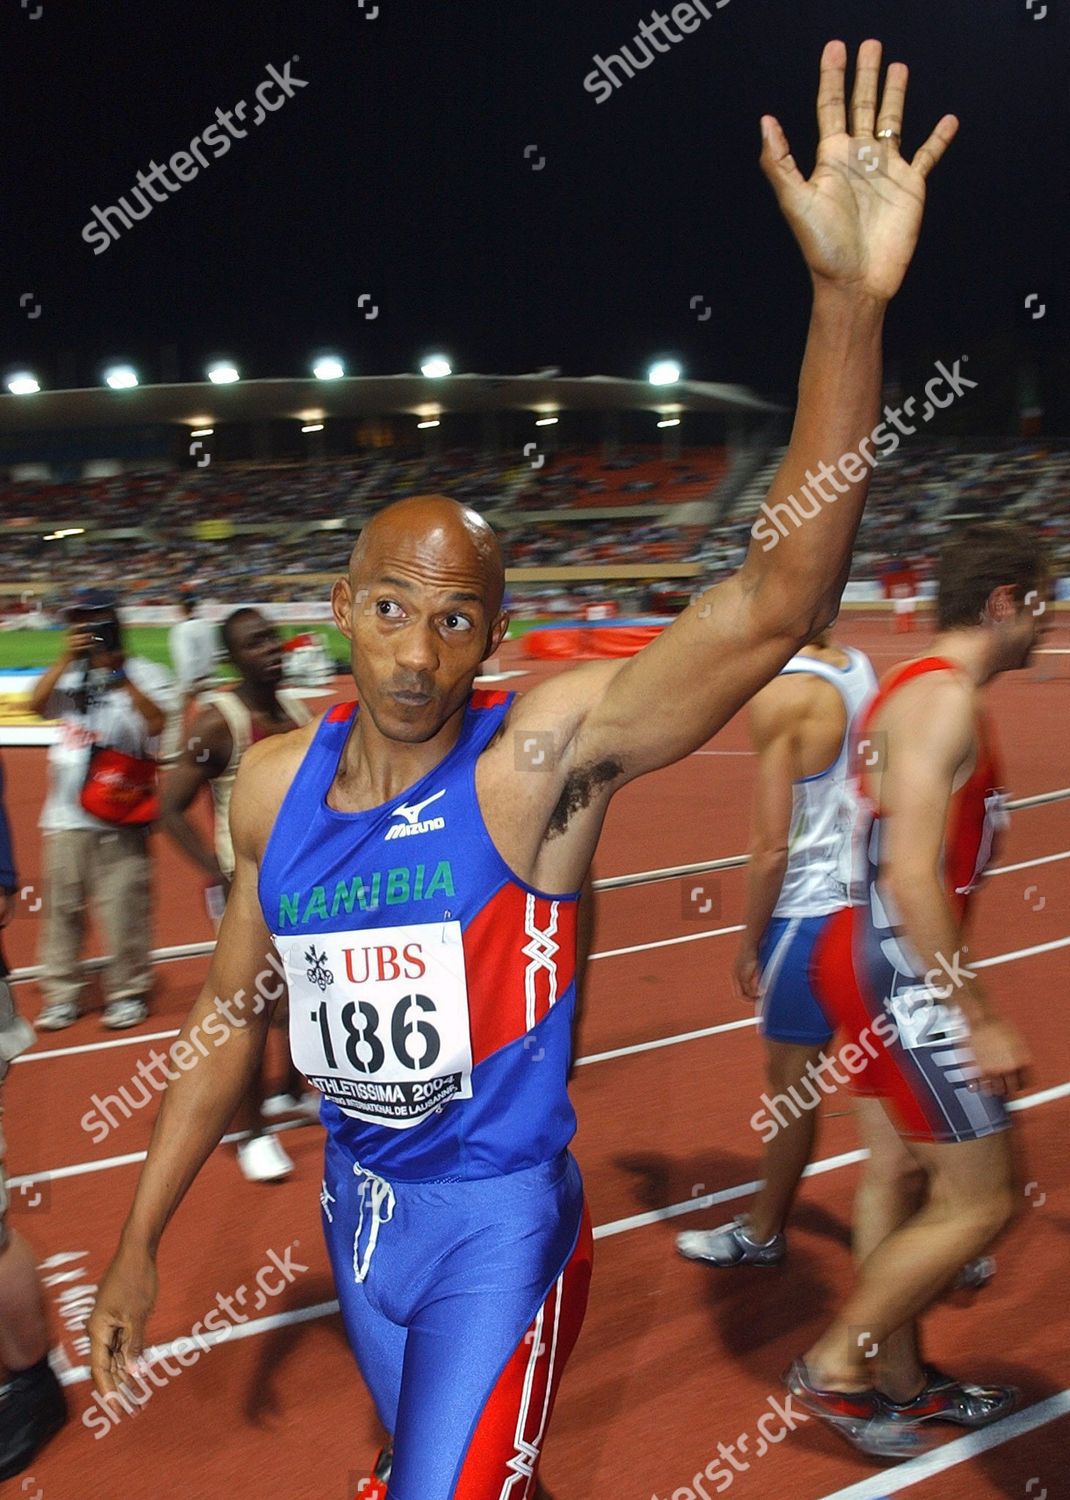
[352,1162,396,1283]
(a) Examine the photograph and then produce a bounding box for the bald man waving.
[90,40,957,1497]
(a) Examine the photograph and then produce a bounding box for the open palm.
[761,40,958,303]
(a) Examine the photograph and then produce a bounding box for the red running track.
[2,614,1068,1500]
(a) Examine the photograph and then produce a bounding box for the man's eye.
[376,600,402,618]
[444,614,473,632]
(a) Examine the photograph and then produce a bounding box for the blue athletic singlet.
[257,690,593,1499]
[259,690,580,1181]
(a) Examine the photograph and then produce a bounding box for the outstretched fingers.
[815,39,848,141]
[875,61,909,144]
[849,38,883,137]
[912,114,960,179]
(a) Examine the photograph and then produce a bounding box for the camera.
[91,618,122,654]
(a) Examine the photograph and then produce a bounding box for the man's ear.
[483,611,510,662]
[982,584,1017,625]
[330,576,353,640]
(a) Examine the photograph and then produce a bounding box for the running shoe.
[237,1134,294,1183]
[783,1358,932,1460]
[35,1000,79,1032]
[355,1441,393,1499]
[676,1216,785,1267]
[102,997,148,1030]
[0,1355,68,1481]
[882,1365,1020,1429]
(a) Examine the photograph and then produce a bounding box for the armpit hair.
[546,757,623,839]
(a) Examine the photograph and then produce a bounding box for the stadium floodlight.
[104,365,138,389]
[6,372,40,395]
[648,360,681,386]
[657,417,681,428]
[534,415,559,427]
[301,423,325,433]
[420,355,452,378]
[417,419,441,429]
[208,362,240,385]
[313,356,346,381]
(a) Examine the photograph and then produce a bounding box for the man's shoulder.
[238,711,321,787]
[231,714,322,855]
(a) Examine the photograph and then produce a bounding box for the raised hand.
[760,39,958,303]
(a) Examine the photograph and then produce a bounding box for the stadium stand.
[2,443,1068,611]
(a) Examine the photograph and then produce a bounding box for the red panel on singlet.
[857,656,1005,921]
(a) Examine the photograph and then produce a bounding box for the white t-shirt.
[39,657,178,833]
[169,618,219,692]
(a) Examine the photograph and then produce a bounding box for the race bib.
[274,921,472,1129]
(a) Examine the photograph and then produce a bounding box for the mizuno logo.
[385,788,446,840]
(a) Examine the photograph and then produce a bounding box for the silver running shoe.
[676,1216,786,1267]
[883,1365,1020,1429]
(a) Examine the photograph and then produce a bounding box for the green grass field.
[0,621,545,673]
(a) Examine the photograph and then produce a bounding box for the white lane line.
[9,1118,309,1190]
[592,1080,1070,1241]
[589,924,745,961]
[59,1299,344,1387]
[16,1030,180,1063]
[575,1015,758,1067]
[53,1081,1069,1389]
[15,929,1070,1074]
[972,934,1070,968]
[816,1387,1070,1500]
[986,848,1070,877]
[14,912,750,1068]
[593,1148,866,1240]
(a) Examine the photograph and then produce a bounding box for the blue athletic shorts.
[756,913,838,1047]
[321,1136,593,1499]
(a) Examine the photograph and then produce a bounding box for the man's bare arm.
[509,42,957,791]
[88,747,285,1395]
[159,706,232,880]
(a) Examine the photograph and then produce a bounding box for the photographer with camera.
[29,590,175,1031]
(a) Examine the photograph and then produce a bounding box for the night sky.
[1,0,1067,425]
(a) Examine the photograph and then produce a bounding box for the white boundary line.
[10,1118,309,1190]
[13,927,1070,1071]
[592,1081,1070,1240]
[51,1080,1069,1390]
[16,1030,181,1063]
[588,923,745,961]
[10,793,1068,985]
[985,848,1070,877]
[817,1387,1070,1500]
[574,1014,757,1067]
[972,934,1070,968]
